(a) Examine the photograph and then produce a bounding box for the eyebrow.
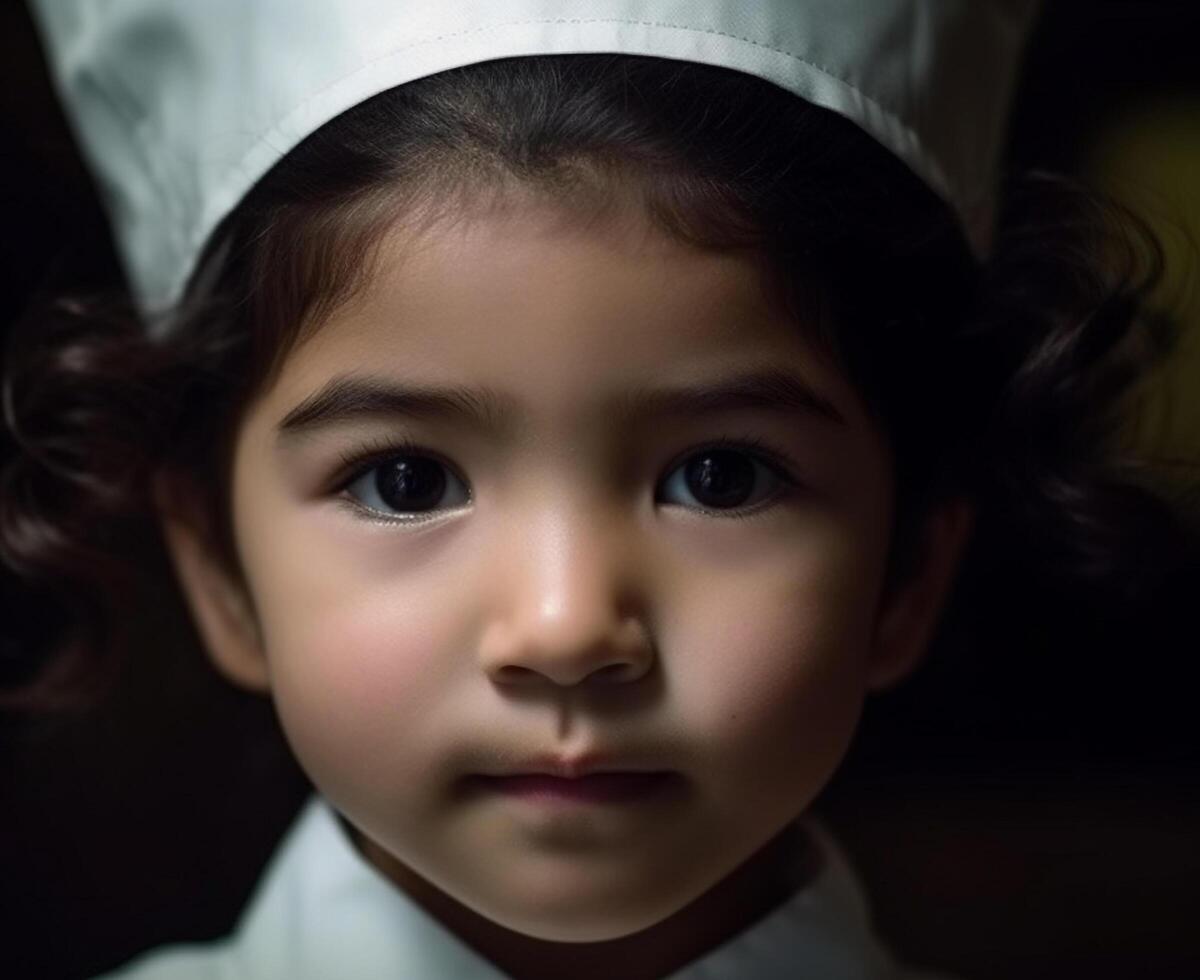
[275,367,846,444]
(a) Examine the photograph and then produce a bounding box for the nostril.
[493,664,538,683]
[595,662,639,684]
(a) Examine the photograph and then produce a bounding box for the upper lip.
[485,752,668,780]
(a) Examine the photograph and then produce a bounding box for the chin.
[466,876,694,945]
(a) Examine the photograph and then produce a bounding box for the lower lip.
[473,772,677,805]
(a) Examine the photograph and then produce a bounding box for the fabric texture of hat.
[29,0,1039,335]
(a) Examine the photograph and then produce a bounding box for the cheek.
[250,552,463,801]
[669,531,877,795]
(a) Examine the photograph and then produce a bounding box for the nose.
[477,502,655,689]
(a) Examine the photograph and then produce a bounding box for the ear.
[867,495,976,691]
[152,469,271,693]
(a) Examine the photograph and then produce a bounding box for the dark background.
[2,2,1198,978]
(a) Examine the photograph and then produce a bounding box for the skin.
[157,191,974,979]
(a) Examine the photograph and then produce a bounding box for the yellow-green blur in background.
[1086,98,1200,513]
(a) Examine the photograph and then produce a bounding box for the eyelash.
[330,434,802,525]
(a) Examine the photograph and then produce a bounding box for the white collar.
[210,795,936,979]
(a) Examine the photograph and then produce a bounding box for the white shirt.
[95,795,959,979]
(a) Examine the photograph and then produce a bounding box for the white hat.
[28,0,1038,333]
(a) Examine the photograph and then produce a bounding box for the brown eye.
[344,452,469,519]
[657,445,794,514]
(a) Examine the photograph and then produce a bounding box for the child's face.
[179,191,945,951]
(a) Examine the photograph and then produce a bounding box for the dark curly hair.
[2,54,1197,713]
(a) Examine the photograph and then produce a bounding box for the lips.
[487,751,664,780]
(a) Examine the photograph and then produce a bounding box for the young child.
[6,2,1196,978]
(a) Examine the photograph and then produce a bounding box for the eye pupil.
[377,457,446,512]
[686,450,755,507]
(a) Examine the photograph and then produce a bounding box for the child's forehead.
[288,195,832,384]
[248,195,880,446]
[251,193,884,466]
